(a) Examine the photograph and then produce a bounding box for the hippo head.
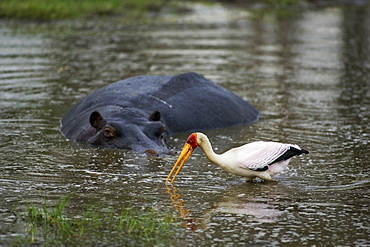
[86,109,171,156]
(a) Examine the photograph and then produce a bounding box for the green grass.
[0,0,168,20]
[0,0,308,21]
[13,195,181,246]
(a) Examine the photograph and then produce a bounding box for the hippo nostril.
[145,149,159,157]
[167,149,178,156]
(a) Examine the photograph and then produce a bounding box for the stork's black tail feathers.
[269,146,309,166]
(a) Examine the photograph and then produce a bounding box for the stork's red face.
[186,133,199,149]
[165,133,199,184]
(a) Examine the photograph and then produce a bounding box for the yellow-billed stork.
[166,132,309,184]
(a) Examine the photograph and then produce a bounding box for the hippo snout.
[145,148,177,157]
[167,149,178,156]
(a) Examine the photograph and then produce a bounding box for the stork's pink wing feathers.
[233,141,296,170]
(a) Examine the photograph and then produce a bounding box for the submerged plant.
[14,195,181,246]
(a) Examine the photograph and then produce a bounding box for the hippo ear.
[90,111,105,129]
[149,110,161,122]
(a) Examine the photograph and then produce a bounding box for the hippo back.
[145,73,259,134]
[61,72,259,137]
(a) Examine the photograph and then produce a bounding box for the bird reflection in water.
[165,183,197,231]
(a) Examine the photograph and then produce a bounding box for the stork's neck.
[197,133,228,168]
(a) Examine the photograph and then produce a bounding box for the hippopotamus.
[60,72,259,155]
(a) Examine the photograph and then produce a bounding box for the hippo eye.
[103,126,117,139]
[156,126,166,139]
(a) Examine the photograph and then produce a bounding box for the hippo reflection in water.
[60,72,259,155]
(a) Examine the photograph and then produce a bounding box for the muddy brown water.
[1,3,369,246]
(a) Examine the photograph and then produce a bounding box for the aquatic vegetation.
[0,0,308,21]
[14,195,181,246]
[0,0,168,20]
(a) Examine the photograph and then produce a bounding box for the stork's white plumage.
[166,132,309,183]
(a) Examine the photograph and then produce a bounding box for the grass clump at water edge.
[0,0,168,20]
[13,194,181,246]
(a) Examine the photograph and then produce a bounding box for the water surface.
[0,3,369,246]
